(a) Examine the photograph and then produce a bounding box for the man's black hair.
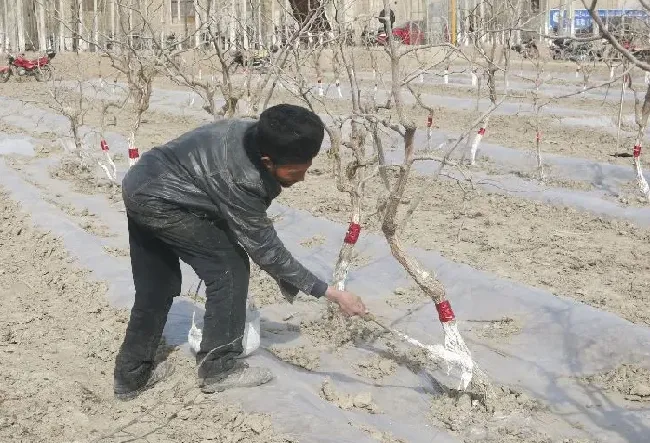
[255,104,325,165]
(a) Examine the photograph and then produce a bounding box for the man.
[114,104,367,400]
[378,6,396,36]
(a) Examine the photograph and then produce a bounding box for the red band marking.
[427,115,433,127]
[343,223,361,245]
[634,145,642,158]
[100,140,109,152]
[435,300,455,323]
[478,128,486,136]
[128,147,139,159]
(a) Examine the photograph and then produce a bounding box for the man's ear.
[260,156,275,172]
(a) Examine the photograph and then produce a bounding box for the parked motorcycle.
[511,39,540,59]
[0,50,56,83]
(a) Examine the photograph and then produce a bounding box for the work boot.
[114,361,175,401]
[200,361,273,393]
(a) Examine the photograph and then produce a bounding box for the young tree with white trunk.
[585,0,650,202]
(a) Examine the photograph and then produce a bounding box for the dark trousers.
[113,200,250,394]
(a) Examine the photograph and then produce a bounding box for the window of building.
[172,0,196,23]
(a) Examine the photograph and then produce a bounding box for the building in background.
[0,0,647,52]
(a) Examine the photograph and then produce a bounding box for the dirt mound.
[50,154,122,202]
[319,379,379,414]
[353,355,397,380]
[299,234,326,248]
[269,345,321,371]
[430,385,578,442]
[300,303,384,349]
[582,363,650,402]
[0,189,289,443]
[355,424,406,443]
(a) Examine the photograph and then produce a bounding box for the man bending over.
[114,104,367,399]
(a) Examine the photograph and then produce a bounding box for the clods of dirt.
[319,379,379,414]
[471,317,523,340]
[353,355,397,380]
[581,363,650,402]
[386,285,429,307]
[269,345,321,371]
[430,385,554,441]
[300,304,384,350]
[299,234,326,248]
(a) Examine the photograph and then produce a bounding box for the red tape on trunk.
[435,300,455,323]
[634,145,642,158]
[343,222,361,245]
[478,127,486,136]
[536,132,541,142]
[128,147,139,159]
[427,115,433,127]
[100,139,109,152]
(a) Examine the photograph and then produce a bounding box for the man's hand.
[325,286,368,317]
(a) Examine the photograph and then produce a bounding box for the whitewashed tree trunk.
[16,0,25,52]
[92,0,99,49]
[37,0,47,50]
[76,0,83,51]
[229,0,235,47]
[194,0,201,48]
[58,0,66,51]
[111,0,115,41]
[160,0,164,47]
[633,146,649,202]
[1,0,8,51]
[242,0,248,49]
[128,1,133,37]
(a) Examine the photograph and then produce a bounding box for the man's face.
[262,157,312,188]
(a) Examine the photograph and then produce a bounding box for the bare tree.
[464,0,515,165]
[161,0,322,120]
[584,0,650,201]
[49,0,177,165]
[44,60,121,184]
[279,0,494,400]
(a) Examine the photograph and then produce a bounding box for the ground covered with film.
[1,51,650,442]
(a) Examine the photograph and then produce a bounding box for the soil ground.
[0,190,289,443]
[1,48,649,442]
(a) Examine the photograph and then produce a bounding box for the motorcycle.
[0,50,56,83]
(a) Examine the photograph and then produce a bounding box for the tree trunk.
[58,0,66,51]
[1,0,8,51]
[16,0,25,52]
[92,0,98,50]
[289,0,330,32]
[37,0,47,50]
[110,0,115,41]
[194,0,201,48]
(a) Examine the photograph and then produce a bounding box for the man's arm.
[216,181,328,298]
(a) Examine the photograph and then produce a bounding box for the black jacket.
[122,119,328,299]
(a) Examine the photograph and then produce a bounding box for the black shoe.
[200,361,273,394]
[114,361,175,401]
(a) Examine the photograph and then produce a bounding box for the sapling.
[616,65,629,150]
[47,74,92,169]
[467,1,511,166]
[96,99,127,183]
[628,78,650,202]
[525,47,547,180]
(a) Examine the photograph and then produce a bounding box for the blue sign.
[549,9,649,31]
